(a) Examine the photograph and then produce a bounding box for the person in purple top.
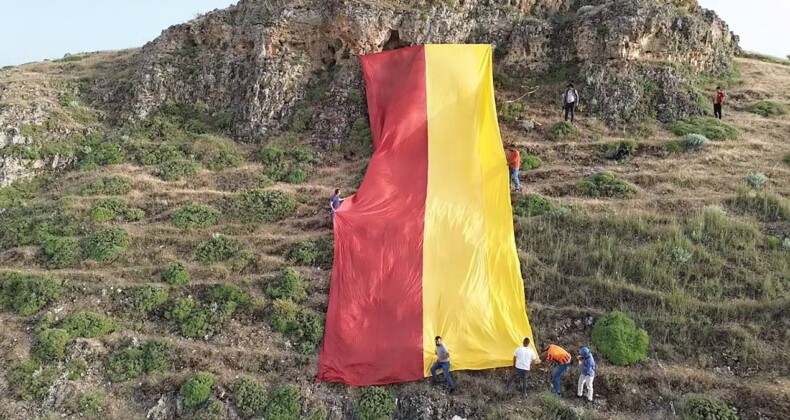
[329,189,343,224]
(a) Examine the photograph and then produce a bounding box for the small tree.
[180,372,214,409]
[591,310,649,366]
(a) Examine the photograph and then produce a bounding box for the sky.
[0,1,787,67]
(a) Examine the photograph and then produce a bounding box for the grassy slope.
[0,56,789,419]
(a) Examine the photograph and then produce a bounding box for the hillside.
[1,1,789,420]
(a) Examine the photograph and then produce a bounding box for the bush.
[264,385,301,420]
[82,227,130,261]
[196,234,241,263]
[106,341,172,382]
[165,297,196,322]
[284,167,308,184]
[62,311,114,338]
[0,272,61,316]
[128,142,185,166]
[747,100,787,118]
[683,397,738,420]
[266,268,308,302]
[162,261,190,286]
[77,141,126,171]
[208,284,251,307]
[726,191,790,222]
[172,204,221,230]
[540,392,591,420]
[195,400,226,420]
[745,172,768,190]
[181,371,214,409]
[182,134,243,171]
[133,286,169,312]
[234,377,267,417]
[514,194,554,217]
[601,139,638,160]
[783,154,790,166]
[269,300,323,353]
[180,309,212,338]
[546,121,579,140]
[77,391,105,413]
[33,328,69,361]
[6,359,58,401]
[258,146,312,185]
[90,198,145,223]
[79,175,132,196]
[270,299,299,333]
[285,237,334,268]
[347,117,373,155]
[354,387,397,420]
[157,158,200,181]
[577,172,636,198]
[591,310,649,366]
[499,102,524,124]
[670,117,739,141]
[521,154,542,170]
[682,134,710,151]
[42,237,81,268]
[225,189,297,223]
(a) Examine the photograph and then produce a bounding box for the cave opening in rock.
[382,30,410,51]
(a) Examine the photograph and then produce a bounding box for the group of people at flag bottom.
[430,336,597,401]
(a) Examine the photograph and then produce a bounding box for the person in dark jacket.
[562,84,581,123]
[577,346,596,402]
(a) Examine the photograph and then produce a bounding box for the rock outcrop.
[130,0,738,143]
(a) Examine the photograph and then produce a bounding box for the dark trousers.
[714,103,722,119]
[564,102,576,122]
[506,368,530,395]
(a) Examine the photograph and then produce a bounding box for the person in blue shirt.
[329,189,343,224]
[577,346,596,402]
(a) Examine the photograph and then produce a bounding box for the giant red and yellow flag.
[318,44,534,386]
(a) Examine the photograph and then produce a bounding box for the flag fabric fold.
[318,44,534,386]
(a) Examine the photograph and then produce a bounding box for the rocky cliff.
[129,0,737,144]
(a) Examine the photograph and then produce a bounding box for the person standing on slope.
[507,147,522,192]
[562,84,580,123]
[329,188,343,225]
[430,336,456,393]
[577,346,596,402]
[714,86,727,120]
[539,343,573,397]
[506,337,539,396]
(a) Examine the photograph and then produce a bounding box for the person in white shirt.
[505,337,539,396]
[562,84,580,123]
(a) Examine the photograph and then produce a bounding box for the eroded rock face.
[130,0,738,143]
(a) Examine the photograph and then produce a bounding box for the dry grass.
[0,56,789,419]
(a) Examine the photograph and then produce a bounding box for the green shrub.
[62,311,114,338]
[106,341,172,382]
[499,102,524,123]
[128,142,185,166]
[264,385,301,420]
[266,268,308,302]
[601,139,638,159]
[521,154,542,170]
[0,144,40,160]
[514,194,554,217]
[258,146,312,184]
[133,286,169,312]
[0,272,61,316]
[157,158,200,181]
[670,117,739,141]
[225,189,297,223]
[196,234,241,263]
[726,191,790,222]
[90,198,145,223]
[165,297,196,322]
[578,172,636,198]
[284,167,308,184]
[42,237,81,268]
[546,121,579,140]
[683,397,738,420]
[682,134,710,151]
[182,134,243,171]
[33,328,69,361]
[67,358,87,380]
[181,371,214,409]
[162,261,190,285]
[79,175,132,196]
[270,299,299,333]
[6,359,58,401]
[77,141,126,171]
[77,391,105,413]
[747,100,787,117]
[195,400,226,420]
[591,310,649,366]
[285,237,334,268]
[348,117,373,155]
[180,308,212,338]
[354,387,397,420]
[745,172,768,190]
[234,377,267,417]
[540,392,591,420]
[783,154,790,166]
[82,227,130,261]
[208,284,251,307]
[172,204,221,229]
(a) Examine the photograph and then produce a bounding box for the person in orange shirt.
[506,147,521,192]
[540,343,573,397]
[714,86,727,120]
